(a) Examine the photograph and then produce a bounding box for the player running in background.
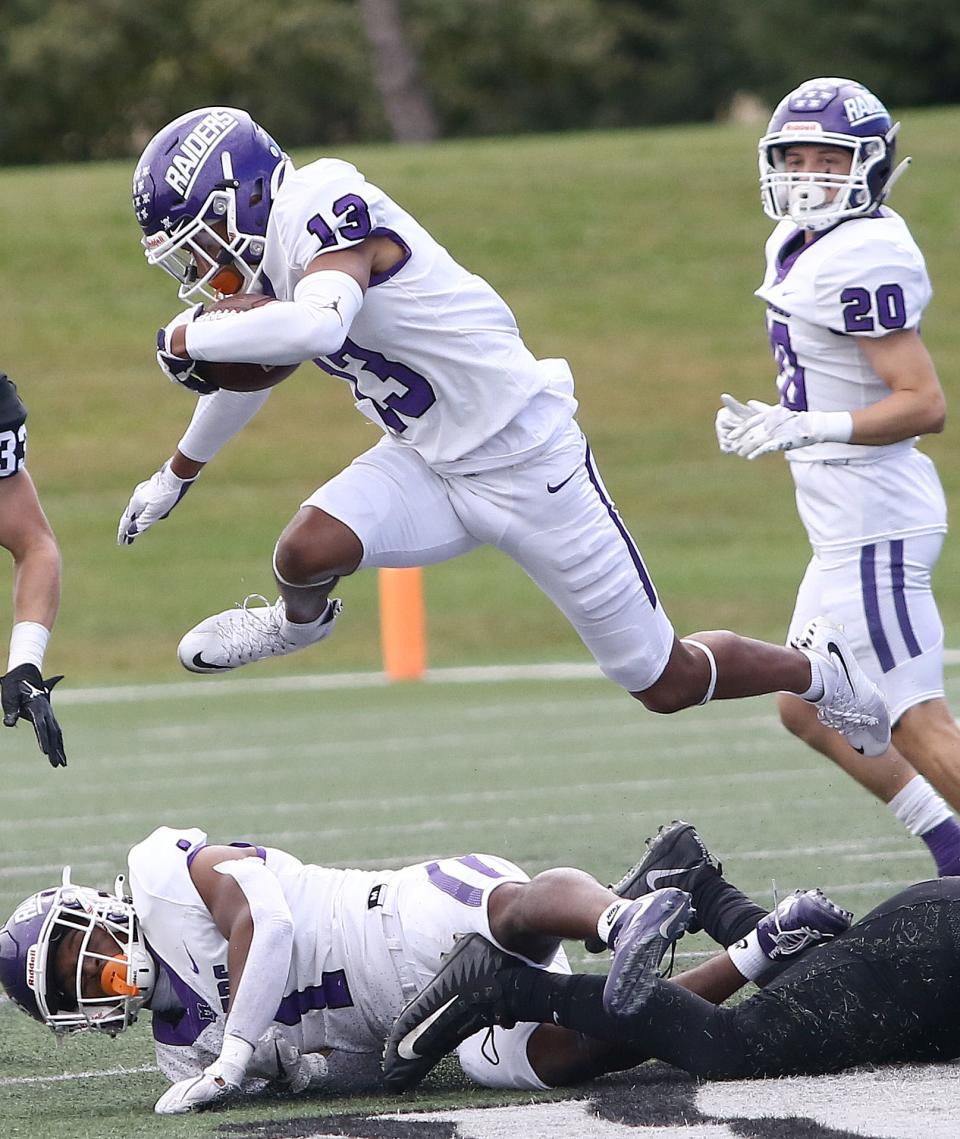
[119,106,890,756]
[716,77,960,874]
[0,822,846,1113]
[0,370,66,768]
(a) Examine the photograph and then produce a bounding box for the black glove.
[1,663,67,768]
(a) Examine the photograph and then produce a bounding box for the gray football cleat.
[602,887,695,1019]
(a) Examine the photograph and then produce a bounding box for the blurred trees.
[2,0,959,164]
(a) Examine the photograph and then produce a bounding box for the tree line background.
[3,0,960,165]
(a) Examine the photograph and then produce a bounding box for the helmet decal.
[758,77,908,231]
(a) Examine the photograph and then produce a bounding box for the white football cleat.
[178,595,342,673]
[792,617,891,757]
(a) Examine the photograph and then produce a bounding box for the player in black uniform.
[384,821,960,1089]
[0,373,66,767]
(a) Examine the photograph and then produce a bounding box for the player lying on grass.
[0,823,845,1113]
[383,820,960,1091]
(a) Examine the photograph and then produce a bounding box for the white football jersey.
[262,158,576,469]
[128,826,403,1061]
[755,209,931,465]
[755,211,946,555]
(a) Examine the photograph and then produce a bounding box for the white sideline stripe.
[0,1064,156,1085]
[54,663,606,704]
[48,650,960,704]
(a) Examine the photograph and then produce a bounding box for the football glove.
[730,405,854,460]
[1,663,66,768]
[264,1037,330,1094]
[117,461,197,546]
[715,393,771,454]
[153,1067,240,1115]
[157,305,218,395]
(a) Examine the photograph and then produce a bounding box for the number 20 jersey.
[754,210,946,556]
[755,208,931,466]
[260,158,576,470]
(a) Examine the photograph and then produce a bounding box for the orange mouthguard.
[100,956,139,998]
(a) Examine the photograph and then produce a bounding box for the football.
[191,293,300,392]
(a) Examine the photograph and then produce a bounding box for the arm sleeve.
[177,387,272,463]
[213,857,295,1052]
[183,271,364,365]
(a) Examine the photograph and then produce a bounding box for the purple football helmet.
[759,78,908,230]
[132,107,288,301]
[0,868,155,1036]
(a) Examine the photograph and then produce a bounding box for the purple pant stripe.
[860,544,895,673]
[426,861,484,907]
[583,440,658,610]
[890,540,922,659]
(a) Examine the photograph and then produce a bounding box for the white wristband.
[809,410,854,444]
[216,1034,255,1086]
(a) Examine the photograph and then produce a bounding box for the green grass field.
[1,110,960,683]
[0,671,951,1138]
[3,112,960,1139]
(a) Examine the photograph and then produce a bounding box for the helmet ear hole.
[249,177,265,208]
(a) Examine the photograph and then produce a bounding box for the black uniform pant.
[621,879,960,1078]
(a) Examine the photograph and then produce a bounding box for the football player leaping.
[0,370,66,768]
[717,78,960,870]
[119,106,890,756]
[0,821,849,1113]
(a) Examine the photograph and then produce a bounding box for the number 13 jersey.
[261,158,576,470]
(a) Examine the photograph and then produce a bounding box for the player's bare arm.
[851,328,946,444]
[0,469,60,629]
[187,845,261,995]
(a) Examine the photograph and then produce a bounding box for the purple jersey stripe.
[426,861,484,907]
[148,953,218,1048]
[458,854,506,879]
[274,970,354,1026]
[584,440,658,610]
[860,543,895,673]
[890,540,922,659]
[369,227,412,286]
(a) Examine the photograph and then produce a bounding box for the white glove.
[153,1065,240,1115]
[731,405,854,460]
[117,460,197,545]
[715,393,772,454]
[267,1037,330,1094]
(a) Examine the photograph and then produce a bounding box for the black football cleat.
[382,933,519,1093]
[585,820,720,951]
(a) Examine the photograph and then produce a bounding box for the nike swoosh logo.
[191,652,231,672]
[825,641,865,753]
[546,471,577,494]
[182,944,200,974]
[826,641,854,690]
[645,868,689,888]
[396,995,459,1060]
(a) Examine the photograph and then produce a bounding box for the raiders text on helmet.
[758,78,910,231]
[132,107,289,301]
